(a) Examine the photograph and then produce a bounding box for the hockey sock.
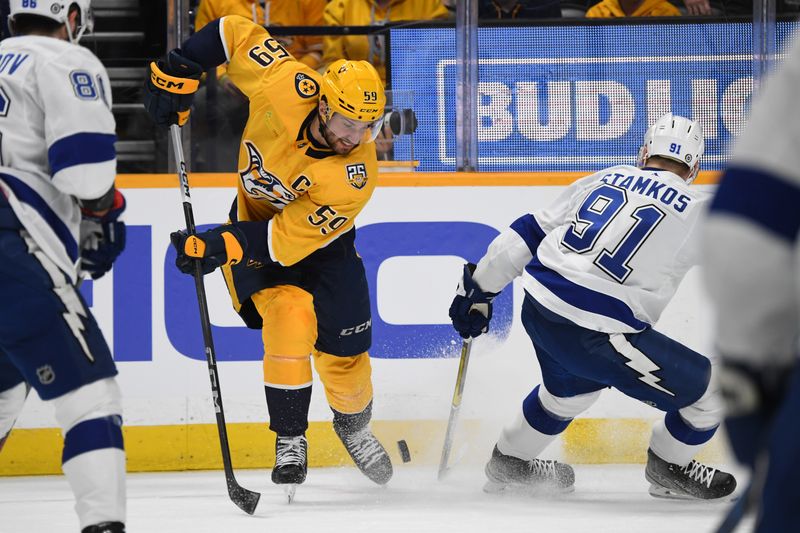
[498,386,568,459]
[650,411,717,466]
[62,416,126,529]
[332,401,371,436]
[0,381,28,448]
[499,385,601,460]
[54,378,126,529]
[265,385,312,436]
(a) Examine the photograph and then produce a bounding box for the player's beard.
[320,121,358,155]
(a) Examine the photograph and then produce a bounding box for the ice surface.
[0,464,754,533]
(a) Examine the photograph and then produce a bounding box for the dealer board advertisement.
[390,21,799,172]
[13,181,714,429]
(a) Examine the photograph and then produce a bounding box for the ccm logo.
[340,319,372,336]
[151,73,186,90]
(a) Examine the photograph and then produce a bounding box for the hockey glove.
[170,225,249,275]
[449,263,498,339]
[144,49,203,127]
[717,358,794,468]
[79,190,127,280]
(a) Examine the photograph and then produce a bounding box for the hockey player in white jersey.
[704,35,800,532]
[449,113,736,500]
[0,2,126,532]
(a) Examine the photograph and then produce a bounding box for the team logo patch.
[239,141,296,209]
[294,73,319,99]
[345,163,368,190]
[37,365,55,385]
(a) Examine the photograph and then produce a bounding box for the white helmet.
[9,0,94,43]
[637,113,705,184]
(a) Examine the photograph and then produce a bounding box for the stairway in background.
[85,0,165,173]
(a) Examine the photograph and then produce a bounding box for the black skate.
[272,435,308,503]
[333,403,393,485]
[82,522,125,533]
[484,445,575,494]
[645,448,737,500]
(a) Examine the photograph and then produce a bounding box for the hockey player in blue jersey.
[449,113,736,500]
[0,2,126,532]
[704,36,800,532]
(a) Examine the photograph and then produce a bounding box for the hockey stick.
[715,488,749,533]
[169,125,261,515]
[715,451,769,533]
[438,338,473,480]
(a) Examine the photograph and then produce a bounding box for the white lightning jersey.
[704,34,800,367]
[474,165,709,333]
[0,36,116,281]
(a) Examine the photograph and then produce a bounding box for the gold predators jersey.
[219,15,378,266]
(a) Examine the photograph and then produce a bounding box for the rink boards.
[0,172,730,476]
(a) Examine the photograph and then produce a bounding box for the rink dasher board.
[0,172,729,476]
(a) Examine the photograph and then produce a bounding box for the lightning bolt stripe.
[608,333,674,396]
[22,230,94,363]
[0,172,78,262]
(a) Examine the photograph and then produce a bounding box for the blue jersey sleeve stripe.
[510,214,546,255]
[48,132,117,177]
[0,172,78,262]
[526,255,650,331]
[710,166,800,242]
[183,18,227,69]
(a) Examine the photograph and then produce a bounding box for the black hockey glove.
[449,263,498,339]
[170,225,248,276]
[143,49,203,127]
[717,358,794,468]
[79,190,127,280]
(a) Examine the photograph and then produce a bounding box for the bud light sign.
[390,21,799,172]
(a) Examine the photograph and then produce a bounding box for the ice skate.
[338,426,393,485]
[333,404,393,485]
[272,435,308,503]
[645,448,736,500]
[82,522,125,533]
[483,445,575,495]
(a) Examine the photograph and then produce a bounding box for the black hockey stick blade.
[228,480,261,515]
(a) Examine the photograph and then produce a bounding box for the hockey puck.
[397,440,411,463]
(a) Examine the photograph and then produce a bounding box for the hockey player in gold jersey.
[143,15,393,492]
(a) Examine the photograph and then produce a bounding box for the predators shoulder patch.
[295,73,319,99]
[345,163,368,190]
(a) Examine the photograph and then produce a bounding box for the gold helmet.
[321,59,385,124]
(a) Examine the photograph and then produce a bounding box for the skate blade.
[283,484,297,504]
[483,479,575,496]
[483,480,508,494]
[648,484,737,502]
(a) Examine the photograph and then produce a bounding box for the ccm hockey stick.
[169,125,261,515]
[438,338,473,480]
